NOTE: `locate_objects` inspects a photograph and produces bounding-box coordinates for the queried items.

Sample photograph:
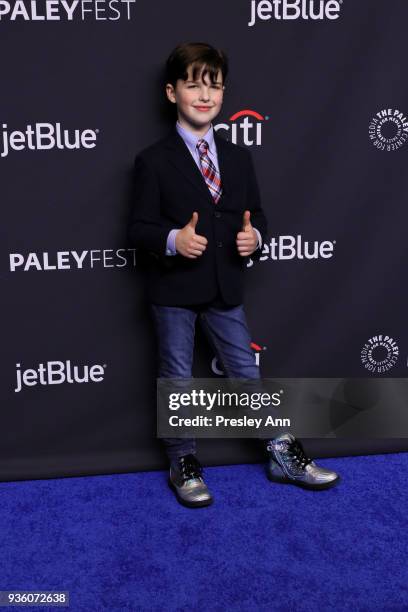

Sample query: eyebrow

[186,80,222,84]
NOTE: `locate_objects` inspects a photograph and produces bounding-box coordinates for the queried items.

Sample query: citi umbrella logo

[215,109,268,146]
[211,341,266,375]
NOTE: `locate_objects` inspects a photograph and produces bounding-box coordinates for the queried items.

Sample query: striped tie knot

[197,139,209,156]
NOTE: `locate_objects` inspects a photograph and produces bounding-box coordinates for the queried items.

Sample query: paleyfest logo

[369,108,408,152]
[9,249,137,271]
[0,0,136,21]
[360,334,399,374]
[215,109,267,146]
[248,0,343,26]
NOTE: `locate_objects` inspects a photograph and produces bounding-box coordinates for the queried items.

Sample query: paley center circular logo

[369,108,408,151]
[360,334,399,373]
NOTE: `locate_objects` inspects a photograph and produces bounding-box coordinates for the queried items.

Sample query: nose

[199,87,210,101]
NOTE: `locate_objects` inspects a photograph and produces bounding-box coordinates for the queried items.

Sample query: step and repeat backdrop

[1,0,408,480]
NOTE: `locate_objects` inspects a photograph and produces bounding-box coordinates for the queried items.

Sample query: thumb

[242,210,251,231]
[188,211,198,231]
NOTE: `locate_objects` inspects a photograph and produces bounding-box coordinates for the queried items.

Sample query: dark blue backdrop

[1,0,407,480]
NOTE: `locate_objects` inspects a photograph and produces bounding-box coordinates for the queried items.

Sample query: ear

[165,83,176,103]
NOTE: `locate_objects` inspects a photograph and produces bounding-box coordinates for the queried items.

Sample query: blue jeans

[150,302,263,460]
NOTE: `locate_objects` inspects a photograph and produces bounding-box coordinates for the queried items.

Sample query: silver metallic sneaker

[266,433,340,490]
[168,454,213,508]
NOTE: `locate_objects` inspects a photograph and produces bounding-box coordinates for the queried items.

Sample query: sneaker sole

[267,472,340,490]
[168,477,214,508]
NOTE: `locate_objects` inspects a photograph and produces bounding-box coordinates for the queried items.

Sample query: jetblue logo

[14,360,107,393]
[248,235,336,266]
[249,0,343,26]
[1,123,98,157]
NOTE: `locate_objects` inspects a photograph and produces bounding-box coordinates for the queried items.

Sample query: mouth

[194,106,213,112]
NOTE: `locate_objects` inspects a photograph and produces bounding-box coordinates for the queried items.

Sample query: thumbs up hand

[236,210,258,257]
[175,211,208,259]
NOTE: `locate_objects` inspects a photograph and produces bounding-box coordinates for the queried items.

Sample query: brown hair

[165,42,229,88]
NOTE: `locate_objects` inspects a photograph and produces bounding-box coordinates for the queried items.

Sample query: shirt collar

[176,120,215,154]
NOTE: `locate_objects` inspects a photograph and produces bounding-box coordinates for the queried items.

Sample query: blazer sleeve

[245,148,268,246]
[128,154,175,258]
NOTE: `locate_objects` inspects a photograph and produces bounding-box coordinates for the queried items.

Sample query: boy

[129,42,339,507]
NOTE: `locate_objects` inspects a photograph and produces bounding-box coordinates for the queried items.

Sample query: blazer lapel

[164,125,232,205]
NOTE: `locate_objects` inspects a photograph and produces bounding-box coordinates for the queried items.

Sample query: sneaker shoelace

[286,439,312,469]
[179,455,203,481]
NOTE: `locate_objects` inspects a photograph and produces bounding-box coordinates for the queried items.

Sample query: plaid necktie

[196,139,222,204]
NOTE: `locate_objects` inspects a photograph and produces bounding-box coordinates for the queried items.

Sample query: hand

[236,210,258,257]
[175,212,208,259]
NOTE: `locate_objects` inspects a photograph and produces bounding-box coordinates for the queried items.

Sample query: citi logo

[211,341,266,375]
[15,360,106,393]
[1,123,99,158]
[215,110,267,146]
[249,0,343,25]
[0,1,136,21]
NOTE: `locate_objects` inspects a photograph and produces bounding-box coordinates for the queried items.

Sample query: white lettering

[9,249,137,271]
[0,122,98,157]
[265,235,335,261]
[0,0,135,21]
[14,359,106,392]
[249,0,341,26]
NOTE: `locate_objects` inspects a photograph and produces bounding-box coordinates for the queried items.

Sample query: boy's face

[166,64,225,132]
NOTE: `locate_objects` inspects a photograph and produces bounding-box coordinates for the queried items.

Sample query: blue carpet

[0,454,407,611]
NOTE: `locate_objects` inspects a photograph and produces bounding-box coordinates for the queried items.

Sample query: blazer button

[217,241,223,248]
[214,211,221,218]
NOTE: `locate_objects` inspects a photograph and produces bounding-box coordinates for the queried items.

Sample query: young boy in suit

[129,42,339,507]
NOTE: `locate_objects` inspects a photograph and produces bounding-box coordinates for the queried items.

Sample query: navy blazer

[128,124,268,306]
